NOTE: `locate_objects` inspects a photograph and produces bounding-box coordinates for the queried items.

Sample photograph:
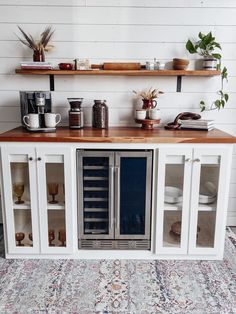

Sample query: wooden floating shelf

[15,68,220,76]
[15,68,221,92]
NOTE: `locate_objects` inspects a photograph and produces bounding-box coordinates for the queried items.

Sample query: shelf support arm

[176,76,182,92]
[49,74,55,91]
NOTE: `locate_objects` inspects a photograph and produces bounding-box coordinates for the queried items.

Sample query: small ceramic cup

[44,113,61,128]
[23,113,39,129]
[149,108,160,120]
[135,109,147,120]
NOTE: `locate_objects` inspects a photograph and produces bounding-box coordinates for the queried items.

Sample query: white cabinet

[155,146,232,258]
[1,146,75,256]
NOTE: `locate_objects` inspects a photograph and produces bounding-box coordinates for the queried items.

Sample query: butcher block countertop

[0,127,235,144]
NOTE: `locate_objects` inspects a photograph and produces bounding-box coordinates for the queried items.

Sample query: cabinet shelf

[15,68,220,92]
[84,187,108,191]
[84,218,108,222]
[84,208,108,212]
[83,176,108,181]
[47,203,65,210]
[13,201,31,210]
[164,202,216,211]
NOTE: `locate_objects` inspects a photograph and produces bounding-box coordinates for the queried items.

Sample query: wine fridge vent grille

[78,240,150,250]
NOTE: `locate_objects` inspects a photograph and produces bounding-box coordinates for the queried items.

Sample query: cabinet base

[78,239,151,250]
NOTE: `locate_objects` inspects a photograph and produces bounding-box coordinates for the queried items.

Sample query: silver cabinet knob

[193,158,201,162]
[185,158,191,162]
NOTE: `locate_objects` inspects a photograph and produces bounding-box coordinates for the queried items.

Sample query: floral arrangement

[133,87,164,100]
[16,25,54,60]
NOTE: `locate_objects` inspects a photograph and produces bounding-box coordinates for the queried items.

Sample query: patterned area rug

[0,229,236,314]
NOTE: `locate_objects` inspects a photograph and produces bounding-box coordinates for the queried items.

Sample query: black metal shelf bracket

[176,76,182,92]
[48,73,183,93]
[49,74,55,91]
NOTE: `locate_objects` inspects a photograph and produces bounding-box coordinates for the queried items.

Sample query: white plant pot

[202,57,218,70]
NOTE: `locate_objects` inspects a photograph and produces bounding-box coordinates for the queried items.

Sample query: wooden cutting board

[103,62,141,70]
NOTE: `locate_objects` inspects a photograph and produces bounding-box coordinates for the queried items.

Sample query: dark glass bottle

[92,100,108,129]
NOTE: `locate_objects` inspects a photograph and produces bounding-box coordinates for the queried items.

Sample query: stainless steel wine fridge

[77,150,153,250]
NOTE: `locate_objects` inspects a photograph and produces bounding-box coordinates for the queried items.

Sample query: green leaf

[224,94,229,102]
[221,100,225,108]
[200,100,206,112]
[198,32,205,39]
[186,40,197,54]
[203,32,213,46]
[214,99,221,109]
[214,42,222,50]
[212,53,221,60]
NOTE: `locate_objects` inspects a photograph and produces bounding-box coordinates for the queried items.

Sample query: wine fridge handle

[109,166,114,231]
[115,166,120,231]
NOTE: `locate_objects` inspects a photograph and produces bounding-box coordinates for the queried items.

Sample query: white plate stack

[164,182,217,205]
[180,119,214,131]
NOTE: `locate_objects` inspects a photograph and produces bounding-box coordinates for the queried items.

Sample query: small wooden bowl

[173,58,189,70]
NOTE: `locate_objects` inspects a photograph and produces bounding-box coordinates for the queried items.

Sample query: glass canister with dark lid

[92,99,108,129]
[67,98,84,129]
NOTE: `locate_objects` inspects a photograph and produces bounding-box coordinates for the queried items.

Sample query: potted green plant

[186,32,221,70]
[186,32,228,111]
[16,25,54,62]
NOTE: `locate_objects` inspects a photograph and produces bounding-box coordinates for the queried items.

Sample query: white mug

[44,113,61,128]
[149,108,160,120]
[135,109,147,120]
[23,113,39,129]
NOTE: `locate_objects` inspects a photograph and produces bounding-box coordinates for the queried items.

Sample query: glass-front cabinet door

[77,151,114,240]
[188,148,230,255]
[36,147,74,254]
[155,148,192,254]
[114,151,152,240]
[1,147,40,254]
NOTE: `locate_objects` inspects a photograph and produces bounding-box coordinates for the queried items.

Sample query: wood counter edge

[0,127,235,144]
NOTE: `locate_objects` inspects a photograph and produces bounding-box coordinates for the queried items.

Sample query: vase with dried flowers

[133,87,164,109]
[16,25,54,62]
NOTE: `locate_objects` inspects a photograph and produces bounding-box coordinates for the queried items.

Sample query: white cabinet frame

[1,147,40,254]
[37,147,75,254]
[188,147,232,256]
[155,148,193,254]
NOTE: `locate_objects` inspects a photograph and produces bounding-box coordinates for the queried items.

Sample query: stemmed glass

[13,182,24,204]
[58,229,66,247]
[48,229,55,246]
[48,183,59,204]
[15,232,25,246]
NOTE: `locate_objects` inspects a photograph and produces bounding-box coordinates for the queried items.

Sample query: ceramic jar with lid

[92,100,108,129]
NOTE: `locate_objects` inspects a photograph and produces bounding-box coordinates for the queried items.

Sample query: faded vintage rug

[0,228,235,314]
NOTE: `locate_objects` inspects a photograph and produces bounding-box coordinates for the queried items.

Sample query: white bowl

[165,186,183,204]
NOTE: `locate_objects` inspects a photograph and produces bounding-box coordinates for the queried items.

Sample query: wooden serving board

[103,62,141,70]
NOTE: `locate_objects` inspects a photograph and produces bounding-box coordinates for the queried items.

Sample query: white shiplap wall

[0,0,236,224]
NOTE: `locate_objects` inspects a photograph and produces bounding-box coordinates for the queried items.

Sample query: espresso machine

[20,91,52,128]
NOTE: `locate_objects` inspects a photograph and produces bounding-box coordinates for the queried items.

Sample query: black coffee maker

[20,91,52,128]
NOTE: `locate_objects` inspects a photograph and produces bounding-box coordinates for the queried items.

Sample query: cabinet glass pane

[196,162,220,248]
[46,163,66,247]
[10,162,33,247]
[82,157,109,235]
[119,157,147,235]
[163,162,184,248]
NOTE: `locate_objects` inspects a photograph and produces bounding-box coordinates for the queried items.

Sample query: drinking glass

[15,232,25,246]
[58,229,66,247]
[48,183,59,204]
[13,182,24,204]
